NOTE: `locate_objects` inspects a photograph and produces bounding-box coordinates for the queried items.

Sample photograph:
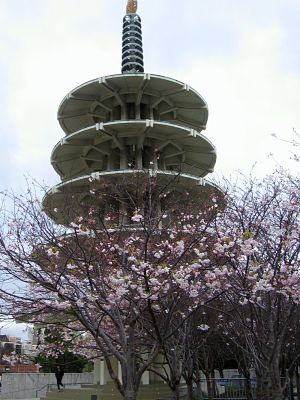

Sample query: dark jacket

[55,367,64,380]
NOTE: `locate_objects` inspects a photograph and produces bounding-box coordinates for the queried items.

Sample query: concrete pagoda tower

[43,0,217,226]
[41,0,221,387]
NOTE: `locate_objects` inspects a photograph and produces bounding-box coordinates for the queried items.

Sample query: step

[43,389,123,400]
[46,390,97,398]
[81,383,172,393]
[42,395,170,400]
[43,384,176,400]
[44,396,122,400]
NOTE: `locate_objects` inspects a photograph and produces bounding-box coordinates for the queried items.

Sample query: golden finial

[126,0,137,14]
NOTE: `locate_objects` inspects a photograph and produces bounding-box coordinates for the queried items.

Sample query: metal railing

[0,385,46,400]
[0,381,90,399]
[205,377,253,399]
[186,377,297,400]
[35,382,87,398]
[181,378,252,400]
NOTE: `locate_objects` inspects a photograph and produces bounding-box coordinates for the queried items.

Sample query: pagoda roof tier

[43,170,221,225]
[51,120,216,181]
[58,74,208,134]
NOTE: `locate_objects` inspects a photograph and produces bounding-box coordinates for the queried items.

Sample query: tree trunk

[172,384,181,400]
[244,375,254,400]
[256,373,270,400]
[186,380,194,400]
[296,366,300,400]
[121,355,138,400]
[194,361,203,400]
[196,381,203,400]
[217,368,224,379]
[288,369,295,400]
[204,372,213,400]
[237,360,253,400]
[269,356,284,400]
[210,370,217,398]
[124,389,137,400]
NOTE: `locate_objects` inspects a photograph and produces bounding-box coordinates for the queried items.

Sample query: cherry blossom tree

[215,171,300,400]
[0,176,226,400]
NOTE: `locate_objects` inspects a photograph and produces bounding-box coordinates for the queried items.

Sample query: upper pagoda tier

[58,74,208,135]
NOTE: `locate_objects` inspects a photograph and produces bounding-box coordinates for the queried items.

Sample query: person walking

[55,366,64,391]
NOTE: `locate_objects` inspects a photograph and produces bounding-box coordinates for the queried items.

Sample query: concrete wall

[0,372,93,399]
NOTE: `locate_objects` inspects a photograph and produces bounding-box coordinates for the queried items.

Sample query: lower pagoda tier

[43,169,221,225]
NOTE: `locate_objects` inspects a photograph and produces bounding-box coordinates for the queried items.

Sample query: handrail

[0,385,46,397]
[35,383,51,398]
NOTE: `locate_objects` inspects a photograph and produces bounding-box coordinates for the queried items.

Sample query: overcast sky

[0,0,299,336]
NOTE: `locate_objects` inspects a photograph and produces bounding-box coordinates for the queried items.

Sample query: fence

[195,377,253,400]
[194,377,297,400]
[0,372,93,399]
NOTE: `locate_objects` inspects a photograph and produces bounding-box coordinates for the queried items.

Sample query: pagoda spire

[126,0,137,14]
[122,0,144,73]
